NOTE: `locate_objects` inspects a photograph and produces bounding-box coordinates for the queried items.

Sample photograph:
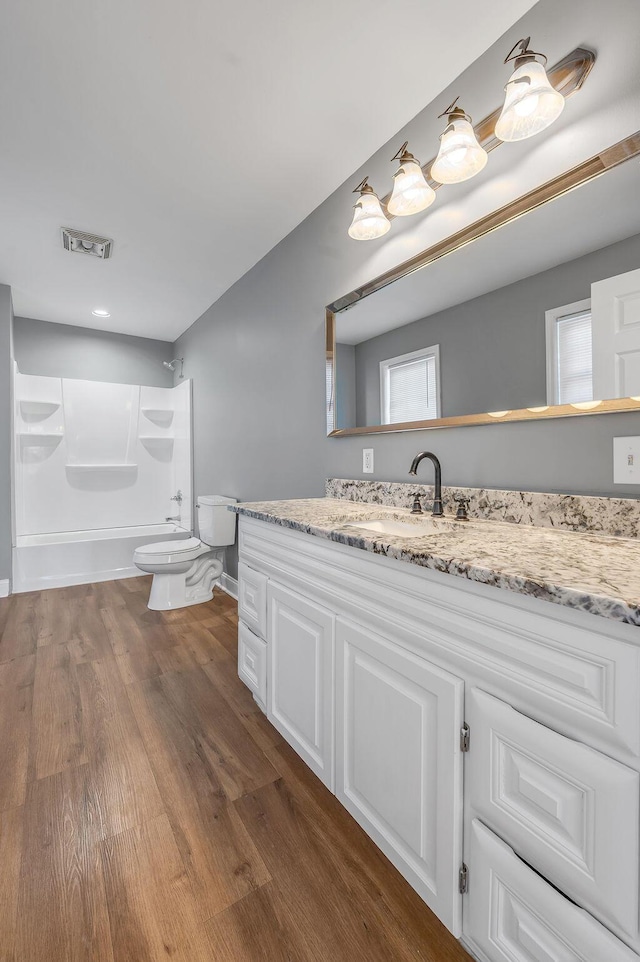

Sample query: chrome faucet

[170,490,183,505]
[408,452,444,517]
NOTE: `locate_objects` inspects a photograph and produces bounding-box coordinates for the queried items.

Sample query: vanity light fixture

[387,142,436,217]
[431,98,488,185]
[348,178,390,241]
[495,38,565,142]
[92,308,111,317]
[345,43,594,239]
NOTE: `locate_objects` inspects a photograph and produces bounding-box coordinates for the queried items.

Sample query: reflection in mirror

[329,146,640,434]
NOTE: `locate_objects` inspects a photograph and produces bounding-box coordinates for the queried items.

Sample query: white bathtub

[12,523,191,593]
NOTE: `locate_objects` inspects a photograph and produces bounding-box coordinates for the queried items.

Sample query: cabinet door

[467,688,640,942]
[336,618,464,936]
[465,819,638,962]
[268,583,334,790]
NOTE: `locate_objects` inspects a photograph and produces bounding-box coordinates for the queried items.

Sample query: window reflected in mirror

[380,346,440,425]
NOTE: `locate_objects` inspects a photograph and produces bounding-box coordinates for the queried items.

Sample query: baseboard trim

[459,935,487,962]
[0,579,9,598]
[219,572,238,600]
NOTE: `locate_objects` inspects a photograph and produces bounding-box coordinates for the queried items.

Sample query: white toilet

[133,494,237,610]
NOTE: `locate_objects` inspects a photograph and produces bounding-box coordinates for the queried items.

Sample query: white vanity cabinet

[235,514,640,962]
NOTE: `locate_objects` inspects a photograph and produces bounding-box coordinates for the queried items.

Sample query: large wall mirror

[326,132,640,436]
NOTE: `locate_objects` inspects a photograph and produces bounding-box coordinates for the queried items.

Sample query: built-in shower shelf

[65,463,138,471]
[141,408,174,425]
[18,432,63,444]
[139,436,175,442]
[19,400,61,418]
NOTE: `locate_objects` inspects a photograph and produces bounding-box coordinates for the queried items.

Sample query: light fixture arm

[436,96,471,124]
[352,176,375,196]
[503,36,548,67]
[391,141,419,165]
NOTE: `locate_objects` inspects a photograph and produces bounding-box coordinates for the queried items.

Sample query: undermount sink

[345,517,461,538]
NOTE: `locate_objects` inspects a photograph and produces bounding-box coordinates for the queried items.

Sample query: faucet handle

[410,494,423,515]
[454,496,470,521]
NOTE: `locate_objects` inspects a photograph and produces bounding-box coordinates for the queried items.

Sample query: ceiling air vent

[61,227,113,259]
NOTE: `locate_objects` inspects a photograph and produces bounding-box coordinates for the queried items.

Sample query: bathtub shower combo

[13,370,193,592]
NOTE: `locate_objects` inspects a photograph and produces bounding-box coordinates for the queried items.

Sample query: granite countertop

[231,498,640,626]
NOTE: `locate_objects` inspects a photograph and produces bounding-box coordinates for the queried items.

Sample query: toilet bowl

[133,495,237,610]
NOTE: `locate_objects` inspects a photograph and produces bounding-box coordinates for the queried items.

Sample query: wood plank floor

[0,576,471,962]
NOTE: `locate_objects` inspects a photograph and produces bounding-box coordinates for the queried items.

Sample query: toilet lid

[136,537,201,556]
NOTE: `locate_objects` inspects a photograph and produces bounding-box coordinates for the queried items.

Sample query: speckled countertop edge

[231,499,640,627]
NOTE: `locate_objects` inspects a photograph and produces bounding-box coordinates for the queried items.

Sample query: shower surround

[12,370,192,590]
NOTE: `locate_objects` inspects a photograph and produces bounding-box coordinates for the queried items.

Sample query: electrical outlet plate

[613,436,640,484]
[363,448,374,473]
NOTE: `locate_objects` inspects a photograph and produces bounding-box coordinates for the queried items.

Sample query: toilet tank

[197,495,237,547]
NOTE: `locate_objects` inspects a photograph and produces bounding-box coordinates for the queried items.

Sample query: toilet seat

[134,537,204,565]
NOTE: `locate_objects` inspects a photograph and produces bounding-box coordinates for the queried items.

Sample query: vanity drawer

[465,819,638,962]
[467,688,640,942]
[238,621,267,709]
[238,561,268,639]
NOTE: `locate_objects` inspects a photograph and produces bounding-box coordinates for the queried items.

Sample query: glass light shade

[387,159,436,216]
[495,60,564,142]
[430,116,488,185]
[348,190,390,241]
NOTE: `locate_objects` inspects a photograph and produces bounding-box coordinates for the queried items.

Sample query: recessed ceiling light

[92,308,111,317]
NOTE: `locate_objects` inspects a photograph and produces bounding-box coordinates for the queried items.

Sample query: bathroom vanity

[232,484,640,962]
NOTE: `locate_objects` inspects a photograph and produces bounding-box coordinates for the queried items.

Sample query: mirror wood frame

[326,130,640,437]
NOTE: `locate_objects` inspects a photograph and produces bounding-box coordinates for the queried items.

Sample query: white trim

[380,345,441,424]
[459,935,488,962]
[219,571,238,599]
[545,297,591,405]
[12,565,144,594]
[0,579,9,598]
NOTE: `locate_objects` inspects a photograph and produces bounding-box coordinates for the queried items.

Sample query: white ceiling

[336,159,640,344]
[0,0,537,342]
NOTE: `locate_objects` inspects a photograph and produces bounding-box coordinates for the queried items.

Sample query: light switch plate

[613,436,640,484]
[363,448,374,473]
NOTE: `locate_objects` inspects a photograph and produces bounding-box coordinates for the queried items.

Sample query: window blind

[383,353,438,424]
[556,310,593,405]
[326,357,335,433]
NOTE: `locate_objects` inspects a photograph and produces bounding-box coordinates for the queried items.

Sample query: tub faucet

[165,515,181,522]
[408,452,444,517]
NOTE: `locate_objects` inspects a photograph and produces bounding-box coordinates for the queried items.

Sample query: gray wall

[171,0,640,580]
[0,285,13,582]
[354,232,640,427]
[13,317,174,387]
